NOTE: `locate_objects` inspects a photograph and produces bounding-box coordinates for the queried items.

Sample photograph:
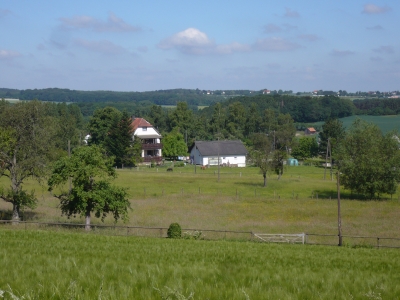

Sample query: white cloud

[158,28,214,55]
[254,37,300,52]
[59,12,141,33]
[362,4,391,14]
[74,39,126,54]
[0,49,21,60]
[330,49,355,57]
[373,46,394,54]
[284,8,300,18]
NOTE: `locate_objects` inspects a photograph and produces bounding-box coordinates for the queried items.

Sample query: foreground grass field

[1,165,400,242]
[1,229,400,299]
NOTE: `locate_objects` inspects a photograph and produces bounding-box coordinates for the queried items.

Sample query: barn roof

[190,140,248,156]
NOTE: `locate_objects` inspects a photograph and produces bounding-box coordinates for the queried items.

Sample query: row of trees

[0,101,130,226]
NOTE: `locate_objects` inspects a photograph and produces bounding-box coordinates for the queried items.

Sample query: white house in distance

[131,117,163,163]
[189,140,248,167]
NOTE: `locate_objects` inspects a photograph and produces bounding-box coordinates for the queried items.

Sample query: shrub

[167,223,182,239]
[174,161,185,167]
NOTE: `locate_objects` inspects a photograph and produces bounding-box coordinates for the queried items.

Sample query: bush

[174,161,185,167]
[167,223,182,239]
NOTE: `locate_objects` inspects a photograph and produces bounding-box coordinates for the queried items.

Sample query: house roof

[306,127,316,132]
[190,140,248,156]
[131,118,153,131]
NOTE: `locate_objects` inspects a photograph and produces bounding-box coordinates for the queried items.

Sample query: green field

[310,115,400,133]
[1,165,400,242]
[1,229,400,299]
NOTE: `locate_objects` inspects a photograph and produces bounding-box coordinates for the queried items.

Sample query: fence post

[377,237,380,249]
[144,188,146,198]
[159,228,163,238]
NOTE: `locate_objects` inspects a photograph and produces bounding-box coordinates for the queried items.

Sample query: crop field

[1,229,400,299]
[310,115,400,133]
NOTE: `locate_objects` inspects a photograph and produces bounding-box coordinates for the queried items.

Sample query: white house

[131,118,163,163]
[189,140,247,167]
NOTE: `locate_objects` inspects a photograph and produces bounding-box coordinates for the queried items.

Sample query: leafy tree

[0,101,55,221]
[87,107,122,147]
[167,102,193,134]
[319,118,346,158]
[291,136,319,160]
[337,119,400,199]
[48,145,130,230]
[250,133,273,187]
[129,135,143,166]
[162,129,188,159]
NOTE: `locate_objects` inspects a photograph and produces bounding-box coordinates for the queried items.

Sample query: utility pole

[217,136,220,182]
[68,140,71,192]
[337,170,342,246]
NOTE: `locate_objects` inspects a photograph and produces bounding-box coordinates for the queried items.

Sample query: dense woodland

[2,87,400,118]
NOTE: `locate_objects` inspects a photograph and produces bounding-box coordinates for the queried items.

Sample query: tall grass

[1,165,400,238]
[1,229,399,299]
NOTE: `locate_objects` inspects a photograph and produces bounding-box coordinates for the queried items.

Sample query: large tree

[291,136,319,160]
[48,145,130,230]
[0,101,55,221]
[162,129,188,160]
[104,111,133,168]
[87,107,122,147]
[337,119,400,199]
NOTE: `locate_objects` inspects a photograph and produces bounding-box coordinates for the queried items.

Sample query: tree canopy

[48,145,130,229]
[337,119,400,199]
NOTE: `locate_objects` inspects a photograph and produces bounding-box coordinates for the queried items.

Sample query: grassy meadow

[1,164,400,243]
[1,229,400,299]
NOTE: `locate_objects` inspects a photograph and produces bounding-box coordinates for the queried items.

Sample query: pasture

[1,229,400,299]
[1,165,400,240]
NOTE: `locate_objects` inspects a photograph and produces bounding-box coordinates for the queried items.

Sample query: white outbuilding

[189,140,247,167]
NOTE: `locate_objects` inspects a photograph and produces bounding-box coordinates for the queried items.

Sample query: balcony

[142,143,163,150]
[143,156,163,163]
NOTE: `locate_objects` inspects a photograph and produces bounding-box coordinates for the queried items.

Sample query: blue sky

[0,1,399,92]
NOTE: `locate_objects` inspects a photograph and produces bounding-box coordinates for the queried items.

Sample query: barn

[189,140,248,167]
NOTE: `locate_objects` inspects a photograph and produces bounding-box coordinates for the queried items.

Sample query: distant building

[189,140,248,167]
[305,127,317,135]
[131,118,163,163]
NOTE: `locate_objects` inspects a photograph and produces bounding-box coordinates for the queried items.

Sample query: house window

[234,157,237,160]
[142,127,147,131]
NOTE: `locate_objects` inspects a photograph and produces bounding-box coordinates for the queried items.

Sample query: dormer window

[142,127,147,131]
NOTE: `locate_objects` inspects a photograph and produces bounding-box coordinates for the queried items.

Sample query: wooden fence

[1,220,400,249]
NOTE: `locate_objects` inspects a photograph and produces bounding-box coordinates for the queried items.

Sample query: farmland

[1,155,400,299]
[1,165,400,239]
[1,229,400,299]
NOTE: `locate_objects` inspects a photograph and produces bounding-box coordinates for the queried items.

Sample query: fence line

[1,220,400,249]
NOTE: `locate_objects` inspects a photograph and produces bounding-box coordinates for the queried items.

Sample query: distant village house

[131,118,163,163]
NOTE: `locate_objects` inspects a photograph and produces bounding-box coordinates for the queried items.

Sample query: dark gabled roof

[190,140,248,156]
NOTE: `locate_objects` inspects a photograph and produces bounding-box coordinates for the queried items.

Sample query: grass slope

[1,229,400,299]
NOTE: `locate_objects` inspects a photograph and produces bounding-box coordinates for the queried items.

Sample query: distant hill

[0,88,261,106]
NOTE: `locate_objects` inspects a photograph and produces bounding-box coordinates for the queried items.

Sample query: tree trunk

[12,203,20,224]
[85,207,91,231]
[263,173,267,187]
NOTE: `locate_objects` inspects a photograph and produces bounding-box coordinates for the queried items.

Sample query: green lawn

[1,229,399,299]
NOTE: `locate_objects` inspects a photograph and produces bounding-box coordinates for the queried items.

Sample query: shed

[287,158,299,166]
[189,140,248,167]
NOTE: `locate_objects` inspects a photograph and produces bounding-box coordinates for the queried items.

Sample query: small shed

[287,158,299,166]
[189,140,248,167]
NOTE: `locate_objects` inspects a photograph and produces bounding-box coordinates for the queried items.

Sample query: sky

[0,1,399,92]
